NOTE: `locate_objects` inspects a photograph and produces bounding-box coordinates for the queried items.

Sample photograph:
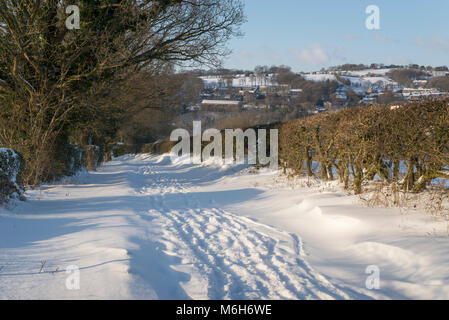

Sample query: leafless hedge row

[279,99,449,194]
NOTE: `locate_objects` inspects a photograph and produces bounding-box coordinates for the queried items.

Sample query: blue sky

[224,0,449,72]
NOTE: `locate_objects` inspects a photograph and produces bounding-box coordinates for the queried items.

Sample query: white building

[402,88,442,100]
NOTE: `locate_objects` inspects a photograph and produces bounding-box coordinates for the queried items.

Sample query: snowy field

[1,154,449,300]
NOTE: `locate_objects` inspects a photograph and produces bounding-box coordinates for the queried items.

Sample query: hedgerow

[279,99,449,194]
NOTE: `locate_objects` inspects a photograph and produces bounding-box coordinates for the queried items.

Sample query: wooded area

[0,0,245,191]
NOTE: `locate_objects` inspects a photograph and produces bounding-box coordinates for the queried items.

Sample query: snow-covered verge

[1,154,449,299]
[0,148,23,204]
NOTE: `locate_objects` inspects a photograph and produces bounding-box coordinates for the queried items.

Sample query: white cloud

[344,34,359,41]
[238,49,252,58]
[373,34,388,42]
[293,43,330,66]
[415,36,449,53]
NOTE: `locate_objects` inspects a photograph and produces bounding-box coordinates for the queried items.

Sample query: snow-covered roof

[201,100,241,105]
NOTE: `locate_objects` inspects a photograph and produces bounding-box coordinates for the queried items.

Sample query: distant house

[239,86,260,95]
[432,70,449,77]
[413,79,428,87]
[200,99,242,112]
[288,89,303,97]
[242,104,269,110]
[315,106,327,113]
[335,87,348,100]
[361,96,376,104]
[402,88,443,101]
[201,100,242,106]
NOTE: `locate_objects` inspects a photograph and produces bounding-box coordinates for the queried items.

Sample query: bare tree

[0,0,245,185]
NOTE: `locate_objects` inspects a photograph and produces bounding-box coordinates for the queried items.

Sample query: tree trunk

[327,164,334,180]
[305,147,313,177]
[353,165,363,194]
[393,160,400,181]
[344,165,350,189]
[403,158,415,191]
[321,163,328,181]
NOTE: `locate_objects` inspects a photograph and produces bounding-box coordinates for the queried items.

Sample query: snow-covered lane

[125,155,359,299]
[0,154,356,299]
[2,154,449,299]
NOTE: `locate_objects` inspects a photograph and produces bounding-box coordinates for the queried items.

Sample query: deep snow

[1,154,449,299]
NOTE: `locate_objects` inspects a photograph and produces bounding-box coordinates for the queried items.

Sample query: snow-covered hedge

[83,145,104,171]
[0,148,23,203]
[66,143,84,176]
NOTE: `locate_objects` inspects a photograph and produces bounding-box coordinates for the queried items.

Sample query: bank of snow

[1,154,449,299]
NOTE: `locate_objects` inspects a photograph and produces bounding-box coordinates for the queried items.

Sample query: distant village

[187,64,449,115]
